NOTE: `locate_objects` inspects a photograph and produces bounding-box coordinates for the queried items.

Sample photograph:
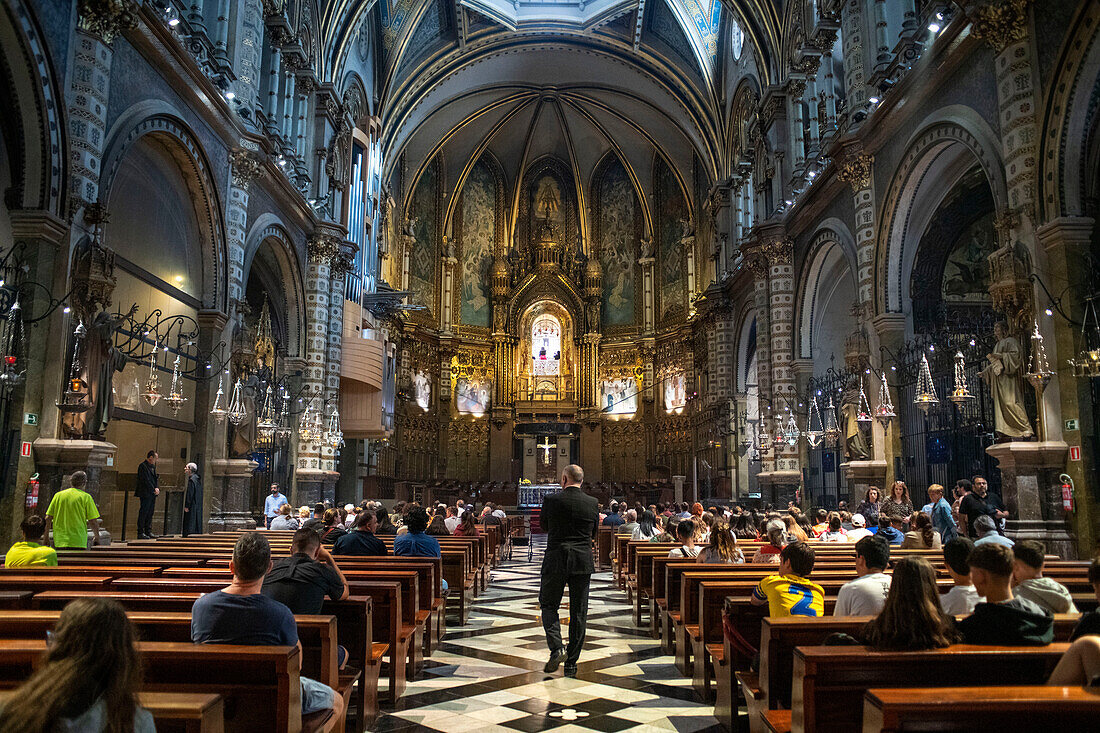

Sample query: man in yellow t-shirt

[5,515,57,567]
[750,541,825,617]
[45,470,102,550]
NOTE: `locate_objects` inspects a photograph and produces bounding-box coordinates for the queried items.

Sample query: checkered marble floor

[373,537,723,732]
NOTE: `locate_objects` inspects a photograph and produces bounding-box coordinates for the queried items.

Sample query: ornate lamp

[209,376,228,423]
[856,377,873,424]
[1025,320,1054,393]
[805,396,824,447]
[0,298,26,394]
[140,346,162,407]
[57,320,90,416]
[325,406,344,450]
[914,353,939,413]
[874,371,896,427]
[823,396,841,444]
[782,413,800,447]
[949,350,975,406]
[757,421,772,455]
[226,379,247,426]
[255,385,277,442]
[275,387,293,441]
[163,353,188,416]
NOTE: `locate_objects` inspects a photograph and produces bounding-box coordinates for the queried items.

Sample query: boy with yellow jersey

[749,541,825,617]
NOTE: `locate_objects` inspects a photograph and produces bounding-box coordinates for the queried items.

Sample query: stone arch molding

[876,113,1007,315]
[796,222,859,360]
[100,108,228,312]
[243,217,307,359]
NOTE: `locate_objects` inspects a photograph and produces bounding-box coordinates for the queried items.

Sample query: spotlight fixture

[869,96,881,105]
[928,21,941,33]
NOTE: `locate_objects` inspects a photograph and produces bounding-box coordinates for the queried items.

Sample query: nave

[376,542,723,733]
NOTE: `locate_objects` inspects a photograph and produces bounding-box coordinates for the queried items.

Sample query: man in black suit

[539,463,598,677]
[135,450,159,539]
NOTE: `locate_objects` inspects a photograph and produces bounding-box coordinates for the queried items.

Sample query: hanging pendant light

[856,377,873,423]
[758,420,772,455]
[119,375,141,411]
[805,396,823,447]
[209,376,228,423]
[275,386,293,441]
[141,345,162,407]
[0,298,26,393]
[325,406,344,450]
[874,370,896,427]
[226,378,247,426]
[949,350,975,406]
[1025,320,1054,393]
[783,412,800,447]
[823,395,841,444]
[57,320,90,415]
[164,353,188,415]
[914,353,939,413]
[256,385,277,442]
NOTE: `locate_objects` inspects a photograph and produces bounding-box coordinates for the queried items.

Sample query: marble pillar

[986,442,1075,558]
[207,458,259,531]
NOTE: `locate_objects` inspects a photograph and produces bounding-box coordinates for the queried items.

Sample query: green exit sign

[23,413,37,426]
[1065,419,1079,431]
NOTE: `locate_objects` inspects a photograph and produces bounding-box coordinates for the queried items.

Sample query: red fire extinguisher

[1059,474,1075,513]
[25,472,39,511]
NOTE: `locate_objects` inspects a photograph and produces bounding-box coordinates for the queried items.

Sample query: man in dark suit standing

[135,450,159,539]
[539,463,598,677]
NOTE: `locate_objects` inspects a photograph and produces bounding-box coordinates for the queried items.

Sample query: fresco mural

[413,370,431,412]
[460,161,495,326]
[409,157,440,314]
[601,377,638,416]
[657,160,687,323]
[942,211,996,302]
[598,161,636,326]
[456,377,491,416]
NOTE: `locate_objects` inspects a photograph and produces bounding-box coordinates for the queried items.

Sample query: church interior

[2,0,1100,730]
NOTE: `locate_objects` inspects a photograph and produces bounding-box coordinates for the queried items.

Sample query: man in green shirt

[45,470,102,550]
[5,515,58,566]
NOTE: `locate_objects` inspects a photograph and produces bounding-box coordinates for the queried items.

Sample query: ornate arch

[0,0,66,215]
[100,109,228,311]
[243,218,307,358]
[875,112,1007,315]
[795,222,858,360]
[504,273,585,336]
[1039,0,1100,221]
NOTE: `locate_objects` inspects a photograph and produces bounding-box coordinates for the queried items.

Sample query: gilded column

[69,0,136,212]
[639,236,656,334]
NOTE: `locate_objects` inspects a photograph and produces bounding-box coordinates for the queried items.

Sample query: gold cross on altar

[538,436,555,465]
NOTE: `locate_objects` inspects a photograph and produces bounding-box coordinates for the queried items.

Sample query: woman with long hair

[783,514,809,543]
[374,506,399,535]
[855,486,882,526]
[818,512,848,542]
[902,511,942,549]
[861,557,960,651]
[751,518,789,563]
[632,510,660,540]
[319,508,347,545]
[453,509,479,537]
[881,480,914,525]
[426,514,450,536]
[0,597,153,733]
[732,512,759,541]
[696,511,716,543]
[698,522,745,564]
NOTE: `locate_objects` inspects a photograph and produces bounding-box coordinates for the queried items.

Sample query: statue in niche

[403,216,418,241]
[980,320,1034,440]
[639,237,654,261]
[67,305,139,438]
[840,375,871,461]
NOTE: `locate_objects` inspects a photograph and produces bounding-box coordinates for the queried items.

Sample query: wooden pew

[0,639,313,732]
[861,685,1100,732]
[0,689,226,733]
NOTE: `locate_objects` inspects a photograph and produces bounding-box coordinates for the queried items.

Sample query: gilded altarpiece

[447,351,493,479]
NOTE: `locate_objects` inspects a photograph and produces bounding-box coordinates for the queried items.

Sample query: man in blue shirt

[191,532,343,722]
[394,506,448,593]
[264,484,288,529]
[602,504,625,528]
[876,515,904,545]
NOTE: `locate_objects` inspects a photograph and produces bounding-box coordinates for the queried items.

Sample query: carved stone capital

[745,254,769,280]
[230,149,265,188]
[970,0,1033,53]
[762,238,793,266]
[77,0,137,44]
[306,234,340,264]
[836,152,874,191]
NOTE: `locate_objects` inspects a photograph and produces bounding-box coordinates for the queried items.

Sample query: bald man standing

[539,463,599,677]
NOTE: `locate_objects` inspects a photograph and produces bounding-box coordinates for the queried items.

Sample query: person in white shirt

[667,520,699,558]
[940,537,984,615]
[845,513,873,542]
[834,536,892,616]
[444,506,460,533]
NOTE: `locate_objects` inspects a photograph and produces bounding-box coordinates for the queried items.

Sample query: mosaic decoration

[408,157,440,315]
[656,159,687,324]
[459,161,495,327]
[598,161,636,326]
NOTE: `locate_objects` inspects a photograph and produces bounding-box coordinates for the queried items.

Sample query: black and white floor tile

[373,537,723,732]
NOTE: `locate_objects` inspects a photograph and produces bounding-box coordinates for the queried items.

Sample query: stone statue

[403,216,418,240]
[639,237,654,261]
[980,321,1034,440]
[70,305,138,438]
[840,376,871,461]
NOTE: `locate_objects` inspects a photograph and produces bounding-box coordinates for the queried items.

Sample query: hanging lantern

[758,420,772,455]
[949,350,975,406]
[325,406,344,450]
[209,376,228,423]
[226,378,247,426]
[275,387,293,441]
[163,354,188,416]
[1025,320,1054,393]
[874,370,896,427]
[57,320,90,415]
[1068,297,1100,378]
[823,395,841,444]
[856,378,873,423]
[914,353,939,413]
[141,346,162,407]
[119,376,141,411]
[256,385,277,441]
[782,413,800,447]
[0,298,26,393]
[805,396,823,447]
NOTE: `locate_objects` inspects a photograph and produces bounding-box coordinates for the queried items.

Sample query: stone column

[837,150,876,313]
[69,1,136,212]
[232,0,264,117]
[321,244,354,498]
[788,81,807,173]
[211,0,231,67]
[227,150,264,306]
[763,238,800,506]
[281,69,296,145]
[806,78,821,155]
[193,309,229,529]
[746,255,773,476]
[265,46,282,135]
[639,237,655,334]
[188,0,205,31]
[822,51,838,134]
[986,443,1074,558]
[872,0,891,71]
[30,440,116,543]
[841,0,869,109]
[440,237,457,335]
[207,459,259,531]
[296,232,337,504]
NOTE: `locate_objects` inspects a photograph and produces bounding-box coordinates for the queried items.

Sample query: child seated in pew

[4,515,57,567]
[698,522,744,564]
[749,542,824,618]
[940,537,984,616]
[957,543,1054,646]
[668,519,700,558]
[191,532,345,725]
[817,512,848,542]
[834,536,892,617]
[750,518,789,564]
[861,557,961,651]
[0,597,155,732]
[1012,540,1078,615]
[1069,556,1100,640]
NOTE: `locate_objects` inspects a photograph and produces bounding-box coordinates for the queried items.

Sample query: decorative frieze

[837,152,874,191]
[971,0,1033,53]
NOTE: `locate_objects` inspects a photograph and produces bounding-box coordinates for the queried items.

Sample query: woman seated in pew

[668,519,700,558]
[631,510,660,541]
[452,509,479,537]
[817,512,848,542]
[426,513,451,537]
[861,557,961,651]
[732,511,759,541]
[269,503,299,531]
[319,509,347,545]
[901,511,942,549]
[783,514,809,543]
[697,522,744,564]
[751,518,789,564]
[374,506,399,536]
[0,597,155,733]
